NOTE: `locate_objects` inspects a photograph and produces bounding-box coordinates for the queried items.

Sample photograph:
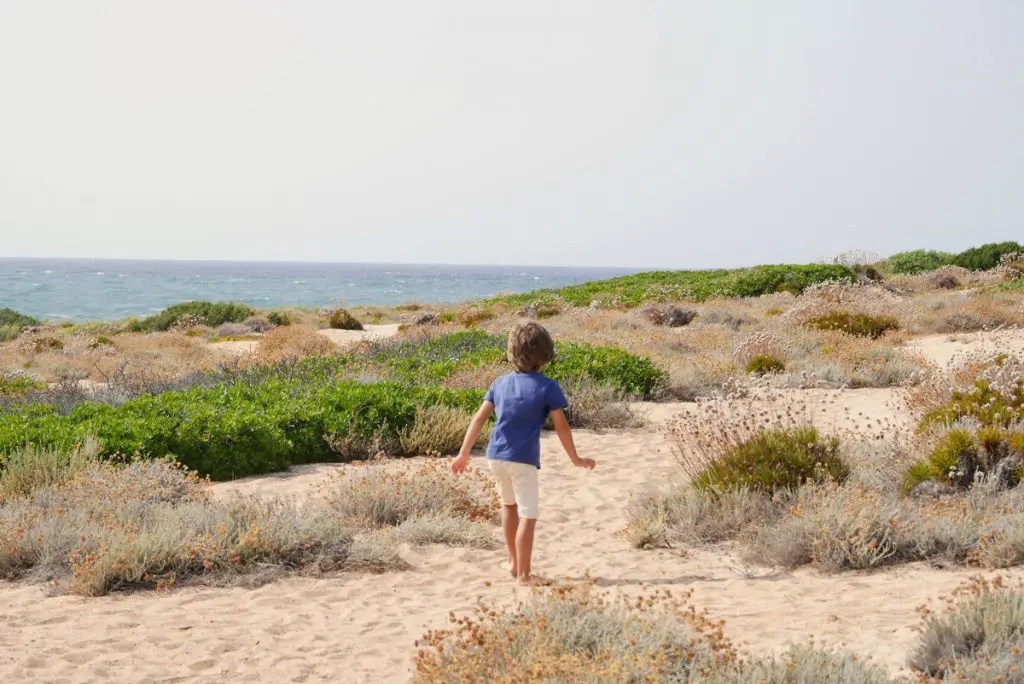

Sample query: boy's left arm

[451,401,494,474]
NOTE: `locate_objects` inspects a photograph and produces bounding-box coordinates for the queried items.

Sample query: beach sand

[4,384,1022,683]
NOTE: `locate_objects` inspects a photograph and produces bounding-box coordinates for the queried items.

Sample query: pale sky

[1,1,1022,268]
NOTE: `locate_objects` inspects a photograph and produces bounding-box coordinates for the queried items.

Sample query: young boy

[451,320,596,585]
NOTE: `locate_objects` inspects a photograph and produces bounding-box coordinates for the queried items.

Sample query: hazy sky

[1,2,1022,268]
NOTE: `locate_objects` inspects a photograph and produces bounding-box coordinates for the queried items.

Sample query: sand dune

[4,391,1023,683]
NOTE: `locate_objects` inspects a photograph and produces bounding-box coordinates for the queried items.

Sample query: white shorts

[488,460,540,519]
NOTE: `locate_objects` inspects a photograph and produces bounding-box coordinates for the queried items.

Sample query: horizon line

[0,255,648,271]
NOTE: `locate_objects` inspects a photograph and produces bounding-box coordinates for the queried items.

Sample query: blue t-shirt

[484,372,568,469]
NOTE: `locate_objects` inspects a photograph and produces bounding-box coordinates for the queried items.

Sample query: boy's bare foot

[504,558,518,579]
[516,574,532,587]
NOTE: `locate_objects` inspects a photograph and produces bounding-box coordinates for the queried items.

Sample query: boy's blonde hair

[507,320,555,373]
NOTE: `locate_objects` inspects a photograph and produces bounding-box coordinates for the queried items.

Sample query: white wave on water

[96,272,104,276]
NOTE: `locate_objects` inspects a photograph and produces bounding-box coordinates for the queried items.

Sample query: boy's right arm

[550,409,596,470]
[451,401,493,474]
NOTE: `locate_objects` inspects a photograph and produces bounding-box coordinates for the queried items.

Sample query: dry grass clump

[415,582,893,684]
[324,459,498,532]
[0,438,98,502]
[256,325,335,363]
[910,576,1024,682]
[415,583,740,683]
[0,458,402,595]
[746,476,1024,572]
[625,485,779,549]
[785,281,914,326]
[399,405,490,455]
[561,378,643,429]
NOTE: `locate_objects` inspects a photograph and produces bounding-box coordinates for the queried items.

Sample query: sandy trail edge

[4,391,1023,683]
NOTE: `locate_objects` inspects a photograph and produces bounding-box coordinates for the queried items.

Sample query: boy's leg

[488,460,519,578]
[508,463,539,585]
[501,505,519,577]
[516,518,537,585]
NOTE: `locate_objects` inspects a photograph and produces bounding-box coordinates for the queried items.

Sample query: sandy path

[4,390,1022,682]
[905,329,1024,369]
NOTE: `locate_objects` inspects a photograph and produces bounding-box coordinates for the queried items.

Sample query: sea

[0,258,639,322]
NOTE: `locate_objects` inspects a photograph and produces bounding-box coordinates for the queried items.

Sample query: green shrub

[885,249,956,274]
[359,331,665,398]
[904,428,1024,493]
[0,374,44,397]
[491,264,855,308]
[267,310,292,326]
[806,311,900,339]
[328,308,363,330]
[88,335,114,349]
[0,308,40,330]
[953,241,1024,271]
[903,430,977,493]
[693,427,848,494]
[0,325,20,342]
[129,301,255,333]
[547,342,664,398]
[745,355,786,376]
[921,368,1024,430]
[0,380,483,481]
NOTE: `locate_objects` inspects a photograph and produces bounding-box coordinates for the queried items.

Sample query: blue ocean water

[0,259,638,322]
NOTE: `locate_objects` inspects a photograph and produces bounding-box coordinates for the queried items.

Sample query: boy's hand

[574,457,596,470]
[451,454,470,475]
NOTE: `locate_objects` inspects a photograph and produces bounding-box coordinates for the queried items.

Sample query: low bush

[921,355,1024,430]
[0,374,44,397]
[745,354,786,376]
[415,582,739,683]
[885,249,956,275]
[328,308,363,330]
[560,378,642,429]
[415,582,894,683]
[953,240,1024,271]
[0,307,40,330]
[399,405,489,455]
[0,458,402,594]
[806,311,900,339]
[358,331,665,398]
[324,460,497,528]
[0,325,20,342]
[396,513,497,549]
[88,335,114,349]
[625,485,779,549]
[910,577,1024,682]
[0,438,98,502]
[642,305,697,327]
[745,481,906,571]
[692,427,848,494]
[129,301,255,333]
[456,307,494,327]
[266,310,292,327]
[0,380,484,480]
[903,428,1024,494]
[256,325,335,362]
